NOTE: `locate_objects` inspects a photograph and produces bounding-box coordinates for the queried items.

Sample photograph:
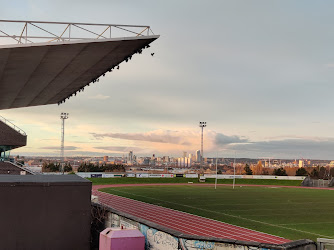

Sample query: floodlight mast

[60,112,69,163]
[199,121,207,166]
[233,154,236,189]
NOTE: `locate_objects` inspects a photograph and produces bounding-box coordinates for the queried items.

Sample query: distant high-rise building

[178,157,184,167]
[129,151,133,163]
[178,157,185,167]
[183,152,187,158]
[191,154,196,162]
[103,156,108,162]
[299,160,304,168]
[196,150,201,162]
[188,157,192,167]
[163,156,170,162]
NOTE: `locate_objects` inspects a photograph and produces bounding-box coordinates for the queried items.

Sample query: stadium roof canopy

[0,20,159,110]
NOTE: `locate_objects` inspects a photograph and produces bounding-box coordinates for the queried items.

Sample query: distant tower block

[103,156,109,162]
[299,160,304,168]
[129,151,133,164]
[196,150,201,162]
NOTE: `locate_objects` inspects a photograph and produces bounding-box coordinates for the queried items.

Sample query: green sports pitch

[100,184,334,241]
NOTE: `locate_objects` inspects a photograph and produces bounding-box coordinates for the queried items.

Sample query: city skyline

[2,1,334,159]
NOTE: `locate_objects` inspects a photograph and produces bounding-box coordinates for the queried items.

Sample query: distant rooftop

[0,174,91,184]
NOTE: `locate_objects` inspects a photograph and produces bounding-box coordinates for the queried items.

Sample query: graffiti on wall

[107,212,139,229]
[180,240,271,250]
[110,213,120,227]
[120,217,139,229]
[180,239,215,250]
[104,211,277,250]
[140,224,178,250]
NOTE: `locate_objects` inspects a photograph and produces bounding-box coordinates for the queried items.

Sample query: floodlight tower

[199,121,207,166]
[60,112,69,161]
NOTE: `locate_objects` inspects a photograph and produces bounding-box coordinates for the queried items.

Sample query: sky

[1,0,334,159]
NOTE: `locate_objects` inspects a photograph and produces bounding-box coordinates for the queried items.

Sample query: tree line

[43,162,72,172]
[77,163,125,172]
[242,164,334,178]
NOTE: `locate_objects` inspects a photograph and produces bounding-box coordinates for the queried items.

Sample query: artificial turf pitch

[100,184,334,241]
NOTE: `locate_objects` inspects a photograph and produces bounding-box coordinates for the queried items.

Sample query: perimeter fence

[302,177,333,187]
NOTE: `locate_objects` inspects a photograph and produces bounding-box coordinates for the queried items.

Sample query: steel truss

[0,20,154,44]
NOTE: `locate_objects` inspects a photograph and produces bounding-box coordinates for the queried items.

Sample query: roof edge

[0,35,160,50]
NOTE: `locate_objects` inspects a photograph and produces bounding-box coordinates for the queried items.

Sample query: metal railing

[0,115,26,136]
[3,161,37,175]
[0,20,155,45]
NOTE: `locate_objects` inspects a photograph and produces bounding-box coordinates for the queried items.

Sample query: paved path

[92,184,294,244]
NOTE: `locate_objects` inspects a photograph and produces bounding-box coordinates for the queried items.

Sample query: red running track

[92,184,291,244]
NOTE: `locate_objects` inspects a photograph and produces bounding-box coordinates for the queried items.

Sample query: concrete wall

[0,175,92,250]
[93,204,316,250]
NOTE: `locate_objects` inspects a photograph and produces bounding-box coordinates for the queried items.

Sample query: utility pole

[199,121,207,166]
[60,113,69,164]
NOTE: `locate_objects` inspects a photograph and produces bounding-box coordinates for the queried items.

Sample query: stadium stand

[0,115,34,175]
[0,162,33,175]
[0,115,26,150]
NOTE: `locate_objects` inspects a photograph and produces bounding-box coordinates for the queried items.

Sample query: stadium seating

[0,116,31,175]
[0,116,26,152]
[0,162,33,175]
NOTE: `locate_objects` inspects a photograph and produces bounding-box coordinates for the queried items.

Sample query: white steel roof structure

[0,20,159,110]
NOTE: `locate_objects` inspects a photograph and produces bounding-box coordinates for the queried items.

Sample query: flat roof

[0,35,159,110]
[0,174,91,185]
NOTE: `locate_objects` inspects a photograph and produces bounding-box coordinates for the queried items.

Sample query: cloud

[88,94,110,100]
[71,141,102,144]
[39,146,79,151]
[91,130,190,145]
[230,137,334,159]
[325,63,334,69]
[16,151,117,157]
[215,133,249,145]
[94,146,142,152]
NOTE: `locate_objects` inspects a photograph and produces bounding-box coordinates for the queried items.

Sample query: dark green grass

[89,177,302,186]
[101,185,334,241]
